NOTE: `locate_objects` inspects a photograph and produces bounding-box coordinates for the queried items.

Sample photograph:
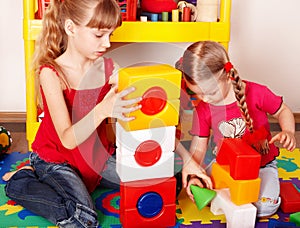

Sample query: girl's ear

[64,19,75,36]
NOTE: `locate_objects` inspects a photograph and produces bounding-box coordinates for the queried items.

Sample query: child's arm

[175,137,212,194]
[269,103,296,151]
[190,135,208,165]
[40,68,141,149]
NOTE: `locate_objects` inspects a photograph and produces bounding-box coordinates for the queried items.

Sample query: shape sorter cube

[116,122,175,182]
[120,177,176,228]
[211,163,261,205]
[210,188,257,228]
[117,64,181,131]
[216,138,261,180]
[280,182,300,213]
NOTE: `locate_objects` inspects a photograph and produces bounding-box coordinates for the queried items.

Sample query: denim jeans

[5,152,99,228]
[99,154,120,189]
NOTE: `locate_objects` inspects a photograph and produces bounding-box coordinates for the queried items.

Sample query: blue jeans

[99,154,120,189]
[5,152,104,227]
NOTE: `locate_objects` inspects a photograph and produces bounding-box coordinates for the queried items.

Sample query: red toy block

[280,182,300,213]
[120,177,176,228]
[36,0,50,19]
[216,138,261,180]
[117,0,137,21]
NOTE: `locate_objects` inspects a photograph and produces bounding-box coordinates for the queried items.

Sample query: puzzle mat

[0,148,299,228]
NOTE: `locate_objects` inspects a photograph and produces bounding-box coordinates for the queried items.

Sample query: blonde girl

[3,0,141,227]
[176,41,296,217]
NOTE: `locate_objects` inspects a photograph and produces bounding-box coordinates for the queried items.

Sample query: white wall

[1,0,300,112]
[229,0,300,112]
[0,0,25,112]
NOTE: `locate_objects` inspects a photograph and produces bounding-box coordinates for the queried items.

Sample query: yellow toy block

[118,64,182,131]
[211,163,261,205]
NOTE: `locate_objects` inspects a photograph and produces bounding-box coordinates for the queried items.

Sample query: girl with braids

[175,41,296,217]
[2,0,142,227]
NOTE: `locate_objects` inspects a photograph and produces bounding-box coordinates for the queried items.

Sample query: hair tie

[224,62,233,73]
[179,57,183,64]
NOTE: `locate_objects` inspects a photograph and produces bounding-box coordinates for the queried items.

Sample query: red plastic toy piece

[280,182,300,213]
[117,0,138,21]
[141,0,177,13]
[140,87,167,116]
[36,0,50,19]
[120,177,176,228]
[134,140,162,167]
[216,138,261,180]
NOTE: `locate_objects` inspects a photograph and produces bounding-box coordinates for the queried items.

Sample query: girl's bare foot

[2,166,34,181]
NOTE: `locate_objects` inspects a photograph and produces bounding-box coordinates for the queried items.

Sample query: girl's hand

[181,157,213,190]
[186,176,205,202]
[181,158,213,203]
[269,131,296,151]
[102,86,142,121]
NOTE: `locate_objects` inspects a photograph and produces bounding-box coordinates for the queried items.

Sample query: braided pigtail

[229,67,254,133]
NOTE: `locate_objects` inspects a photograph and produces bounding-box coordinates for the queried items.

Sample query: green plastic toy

[190,185,216,210]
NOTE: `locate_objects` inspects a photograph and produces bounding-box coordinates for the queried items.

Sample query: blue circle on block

[136,192,163,218]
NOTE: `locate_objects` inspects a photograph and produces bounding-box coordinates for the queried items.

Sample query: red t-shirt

[32,57,115,192]
[190,81,283,167]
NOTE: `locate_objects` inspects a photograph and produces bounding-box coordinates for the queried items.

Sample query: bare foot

[2,166,34,181]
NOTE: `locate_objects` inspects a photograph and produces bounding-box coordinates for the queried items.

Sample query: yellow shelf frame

[23,0,231,149]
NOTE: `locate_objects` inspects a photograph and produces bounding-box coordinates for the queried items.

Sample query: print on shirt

[218,117,246,138]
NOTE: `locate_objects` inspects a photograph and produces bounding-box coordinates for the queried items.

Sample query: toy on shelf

[141,0,177,13]
[190,185,216,210]
[0,126,12,158]
[117,0,138,21]
[36,0,50,19]
[195,0,218,22]
[280,181,300,213]
[36,0,138,21]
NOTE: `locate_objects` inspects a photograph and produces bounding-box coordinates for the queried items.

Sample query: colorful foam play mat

[1,149,300,227]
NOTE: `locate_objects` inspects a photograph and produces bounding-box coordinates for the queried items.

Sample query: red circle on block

[140,87,167,116]
[134,140,162,167]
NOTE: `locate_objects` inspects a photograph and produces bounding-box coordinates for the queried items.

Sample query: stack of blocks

[210,138,262,228]
[116,64,182,227]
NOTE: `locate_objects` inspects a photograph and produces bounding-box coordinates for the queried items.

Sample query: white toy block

[210,188,257,228]
[116,122,176,155]
[116,147,174,182]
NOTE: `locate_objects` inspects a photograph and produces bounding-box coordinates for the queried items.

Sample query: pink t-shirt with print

[190,81,283,167]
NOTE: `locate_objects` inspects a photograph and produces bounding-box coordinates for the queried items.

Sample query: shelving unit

[23,0,231,148]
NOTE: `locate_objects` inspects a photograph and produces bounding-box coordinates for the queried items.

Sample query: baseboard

[0,112,26,123]
[0,111,299,124]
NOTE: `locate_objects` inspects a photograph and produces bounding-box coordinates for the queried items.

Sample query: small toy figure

[0,126,12,158]
[141,0,177,13]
